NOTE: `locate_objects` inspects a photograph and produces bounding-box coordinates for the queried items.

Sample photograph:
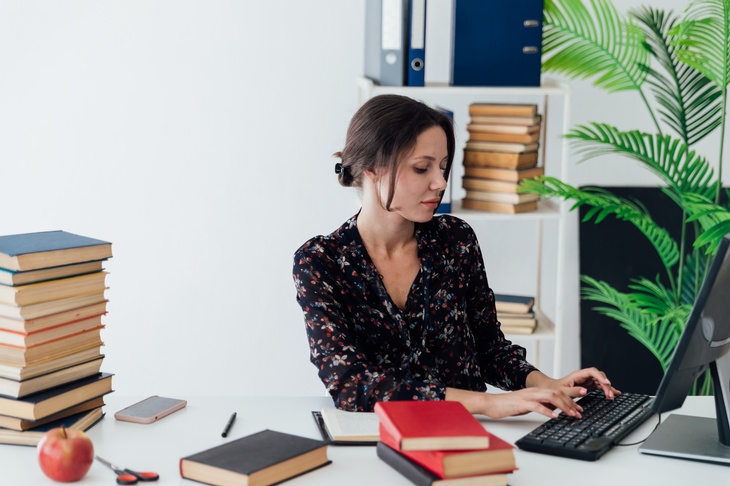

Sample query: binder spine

[407,0,426,87]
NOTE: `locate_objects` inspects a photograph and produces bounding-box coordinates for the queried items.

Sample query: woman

[292,94,617,417]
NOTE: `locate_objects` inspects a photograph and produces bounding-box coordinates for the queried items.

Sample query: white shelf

[356,77,580,377]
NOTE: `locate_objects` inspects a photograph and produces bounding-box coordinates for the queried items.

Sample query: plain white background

[0,0,712,397]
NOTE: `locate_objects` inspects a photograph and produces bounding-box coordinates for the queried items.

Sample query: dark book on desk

[380,426,516,479]
[0,372,112,421]
[377,442,509,486]
[0,231,112,272]
[0,406,104,447]
[374,401,491,451]
[0,260,104,286]
[180,429,331,486]
[0,271,107,307]
[494,294,534,314]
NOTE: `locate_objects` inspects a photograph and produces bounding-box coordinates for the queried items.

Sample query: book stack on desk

[0,231,114,445]
[374,401,516,486]
[461,103,543,214]
[495,293,537,335]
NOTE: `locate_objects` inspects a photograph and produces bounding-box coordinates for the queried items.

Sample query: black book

[0,372,113,421]
[376,442,509,486]
[180,429,331,486]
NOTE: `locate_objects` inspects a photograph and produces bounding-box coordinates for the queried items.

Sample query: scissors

[95,456,159,485]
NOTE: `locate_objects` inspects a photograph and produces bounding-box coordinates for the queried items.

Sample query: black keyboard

[515,390,655,461]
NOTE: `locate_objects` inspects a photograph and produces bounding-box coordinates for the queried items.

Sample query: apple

[37,427,94,482]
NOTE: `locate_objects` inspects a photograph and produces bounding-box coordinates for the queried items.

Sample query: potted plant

[521,0,730,394]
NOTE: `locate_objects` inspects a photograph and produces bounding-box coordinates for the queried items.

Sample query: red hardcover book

[379,426,517,479]
[374,401,491,451]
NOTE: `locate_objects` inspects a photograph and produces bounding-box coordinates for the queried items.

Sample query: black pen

[221,412,237,438]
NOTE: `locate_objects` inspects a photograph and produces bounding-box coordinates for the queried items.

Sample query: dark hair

[333,94,456,210]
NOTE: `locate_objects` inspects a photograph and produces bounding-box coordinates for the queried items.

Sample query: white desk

[0,394,726,485]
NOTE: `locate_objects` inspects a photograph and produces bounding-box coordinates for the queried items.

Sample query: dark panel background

[579,187,686,395]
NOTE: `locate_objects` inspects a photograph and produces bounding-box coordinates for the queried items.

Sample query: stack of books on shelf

[0,230,114,446]
[461,103,544,214]
[495,293,537,335]
[374,401,516,486]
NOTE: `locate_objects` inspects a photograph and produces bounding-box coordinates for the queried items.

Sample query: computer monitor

[639,234,730,464]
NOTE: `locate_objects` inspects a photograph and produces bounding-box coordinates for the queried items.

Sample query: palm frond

[565,123,717,197]
[682,193,730,251]
[632,6,723,145]
[521,177,680,271]
[670,0,730,89]
[581,275,684,369]
[543,0,650,92]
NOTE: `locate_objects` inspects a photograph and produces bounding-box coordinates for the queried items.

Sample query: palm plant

[521,0,730,394]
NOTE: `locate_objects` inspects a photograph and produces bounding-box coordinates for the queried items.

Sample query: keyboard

[515,390,655,461]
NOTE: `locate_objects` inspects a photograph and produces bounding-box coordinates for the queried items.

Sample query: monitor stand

[639,414,730,465]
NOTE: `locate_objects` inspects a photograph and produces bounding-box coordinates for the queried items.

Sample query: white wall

[0,0,707,397]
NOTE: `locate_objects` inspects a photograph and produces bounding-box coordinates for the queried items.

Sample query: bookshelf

[356,77,579,377]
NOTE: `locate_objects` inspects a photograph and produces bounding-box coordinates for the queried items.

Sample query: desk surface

[0,394,726,485]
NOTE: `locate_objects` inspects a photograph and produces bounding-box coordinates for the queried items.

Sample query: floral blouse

[292,213,537,411]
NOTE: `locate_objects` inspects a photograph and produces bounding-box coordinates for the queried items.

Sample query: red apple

[37,427,94,482]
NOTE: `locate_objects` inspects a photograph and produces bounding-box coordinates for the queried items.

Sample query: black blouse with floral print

[292,213,537,412]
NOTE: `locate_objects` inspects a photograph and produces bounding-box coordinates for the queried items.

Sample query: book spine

[376,442,434,486]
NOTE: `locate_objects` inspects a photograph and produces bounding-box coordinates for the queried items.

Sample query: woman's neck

[356,206,416,257]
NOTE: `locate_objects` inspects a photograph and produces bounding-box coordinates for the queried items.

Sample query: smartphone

[114,396,187,424]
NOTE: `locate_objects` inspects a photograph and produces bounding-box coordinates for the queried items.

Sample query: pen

[221,412,237,438]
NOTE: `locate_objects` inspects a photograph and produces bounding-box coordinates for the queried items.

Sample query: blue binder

[364,0,409,86]
[407,0,426,86]
[451,1,544,87]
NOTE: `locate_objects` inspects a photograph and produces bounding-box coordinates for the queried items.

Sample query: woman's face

[380,125,449,223]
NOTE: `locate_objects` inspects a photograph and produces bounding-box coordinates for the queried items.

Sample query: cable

[615,413,662,447]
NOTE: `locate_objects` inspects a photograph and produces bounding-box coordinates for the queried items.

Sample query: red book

[379,425,517,479]
[374,400,491,451]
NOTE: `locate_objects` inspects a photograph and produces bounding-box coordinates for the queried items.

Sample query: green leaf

[543,0,650,92]
[632,6,723,145]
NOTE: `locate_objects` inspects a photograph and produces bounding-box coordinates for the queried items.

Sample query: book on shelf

[463,190,538,205]
[0,271,107,307]
[466,123,540,135]
[180,429,331,486]
[0,231,112,272]
[377,442,509,486]
[498,313,538,335]
[0,396,104,431]
[464,141,539,154]
[494,294,534,314]
[469,114,542,126]
[0,356,103,399]
[312,407,379,444]
[0,325,104,366]
[462,178,528,194]
[463,150,538,170]
[0,292,107,321]
[467,130,540,144]
[500,324,537,335]
[0,406,104,447]
[0,347,103,381]
[0,372,112,421]
[374,401,491,451]
[468,103,537,117]
[463,166,544,182]
[379,426,516,479]
[0,260,104,286]
[461,199,538,214]
[0,314,104,348]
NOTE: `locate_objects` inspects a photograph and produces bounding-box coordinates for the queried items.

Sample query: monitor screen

[639,234,730,464]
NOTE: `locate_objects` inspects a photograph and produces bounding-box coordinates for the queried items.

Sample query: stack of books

[0,231,114,446]
[461,103,544,214]
[374,401,516,486]
[495,293,537,335]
